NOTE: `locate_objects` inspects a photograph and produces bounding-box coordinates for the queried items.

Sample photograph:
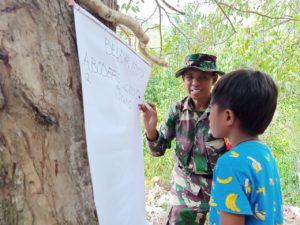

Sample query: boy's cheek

[210,120,224,138]
[209,121,218,138]
[209,110,222,138]
[210,126,220,138]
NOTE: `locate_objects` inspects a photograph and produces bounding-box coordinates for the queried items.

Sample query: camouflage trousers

[164,205,207,225]
[164,168,212,225]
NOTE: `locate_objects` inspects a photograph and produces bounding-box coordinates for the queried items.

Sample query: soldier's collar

[182,96,194,111]
[200,106,211,120]
[183,96,211,116]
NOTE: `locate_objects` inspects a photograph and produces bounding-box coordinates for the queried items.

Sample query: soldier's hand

[138,103,158,141]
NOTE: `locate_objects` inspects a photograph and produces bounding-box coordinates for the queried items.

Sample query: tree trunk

[0,0,116,224]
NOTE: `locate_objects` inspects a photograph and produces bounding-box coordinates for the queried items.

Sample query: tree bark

[0,0,116,224]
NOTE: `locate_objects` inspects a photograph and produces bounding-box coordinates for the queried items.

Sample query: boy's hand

[138,103,158,141]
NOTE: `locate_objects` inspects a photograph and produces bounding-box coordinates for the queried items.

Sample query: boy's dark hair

[211,69,278,136]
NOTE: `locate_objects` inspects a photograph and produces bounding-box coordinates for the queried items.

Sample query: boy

[208,69,283,225]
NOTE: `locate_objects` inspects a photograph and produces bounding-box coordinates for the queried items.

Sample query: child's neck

[228,131,258,147]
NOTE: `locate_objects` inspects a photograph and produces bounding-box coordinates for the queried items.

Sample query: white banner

[74,4,151,225]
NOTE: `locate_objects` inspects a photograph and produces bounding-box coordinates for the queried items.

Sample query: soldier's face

[182,70,216,103]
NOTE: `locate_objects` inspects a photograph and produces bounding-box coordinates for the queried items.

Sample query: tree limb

[159,6,191,51]
[161,0,185,15]
[144,25,159,33]
[152,0,191,51]
[141,6,157,26]
[118,25,131,46]
[213,0,237,33]
[259,20,290,33]
[218,1,299,21]
[154,0,163,55]
[138,42,169,67]
[77,0,168,66]
[127,0,133,9]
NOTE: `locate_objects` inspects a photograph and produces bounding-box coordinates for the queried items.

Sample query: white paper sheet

[74,4,151,225]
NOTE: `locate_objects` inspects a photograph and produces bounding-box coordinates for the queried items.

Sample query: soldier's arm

[147,104,177,156]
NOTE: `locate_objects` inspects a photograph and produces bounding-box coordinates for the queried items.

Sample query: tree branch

[218,1,300,21]
[161,0,185,15]
[144,25,159,33]
[159,6,191,51]
[141,6,158,26]
[77,0,168,66]
[138,42,169,67]
[118,25,131,46]
[154,0,163,55]
[127,0,133,9]
[212,0,237,33]
[259,20,290,33]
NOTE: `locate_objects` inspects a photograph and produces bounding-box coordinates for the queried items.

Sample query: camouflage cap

[175,53,225,77]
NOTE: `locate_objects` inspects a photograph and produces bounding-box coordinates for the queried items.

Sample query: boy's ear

[225,109,235,126]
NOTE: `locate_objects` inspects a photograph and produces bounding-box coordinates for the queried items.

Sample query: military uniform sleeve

[210,160,253,215]
[147,103,177,156]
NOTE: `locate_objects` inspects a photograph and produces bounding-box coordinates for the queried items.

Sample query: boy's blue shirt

[208,140,283,225]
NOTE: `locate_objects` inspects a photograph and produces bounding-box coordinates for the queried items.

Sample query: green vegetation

[120,0,300,206]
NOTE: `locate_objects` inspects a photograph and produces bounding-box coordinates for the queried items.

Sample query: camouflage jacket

[147,96,226,212]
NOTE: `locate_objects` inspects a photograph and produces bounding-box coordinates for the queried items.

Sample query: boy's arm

[220,211,245,225]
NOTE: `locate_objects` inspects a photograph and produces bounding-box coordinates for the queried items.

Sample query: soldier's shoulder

[171,97,188,111]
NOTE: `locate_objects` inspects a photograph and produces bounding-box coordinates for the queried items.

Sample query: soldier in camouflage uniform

[139,53,227,225]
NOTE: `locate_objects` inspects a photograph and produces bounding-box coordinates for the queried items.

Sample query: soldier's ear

[212,73,218,84]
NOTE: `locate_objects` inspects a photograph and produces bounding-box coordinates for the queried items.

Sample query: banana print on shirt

[247,156,262,173]
[217,176,233,184]
[208,141,283,225]
[225,193,241,212]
